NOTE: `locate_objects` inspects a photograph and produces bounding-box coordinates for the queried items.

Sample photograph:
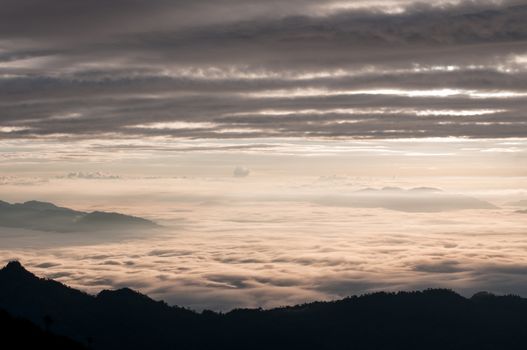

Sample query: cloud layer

[2,201,527,311]
[1,0,527,141]
[1,175,527,311]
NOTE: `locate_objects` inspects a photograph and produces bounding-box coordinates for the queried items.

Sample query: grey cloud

[3,69,527,100]
[0,1,527,141]
[0,0,331,39]
[484,264,527,275]
[313,187,497,212]
[3,105,526,140]
[148,249,194,257]
[233,166,250,178]
[138,4,526,65]
[34,262,61,268]
[89,143,277,153]
[60,172,121,180]
[46,271,75,279]
[253,276,302,287]
[83,277,116,287]
[205,274,254,289]
[413,260,467,273]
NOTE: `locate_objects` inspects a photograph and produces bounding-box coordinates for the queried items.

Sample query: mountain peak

[21,200,61,210]
[1,261,35,279]
[98,287,146,298]
[78,211,157,227]
[5,260,24,270]
[1,199,157,232]
[97,288,155,305]
[471,291,497,300]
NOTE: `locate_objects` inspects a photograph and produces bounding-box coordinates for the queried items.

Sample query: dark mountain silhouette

[2,262,527,349]
[76,211,155,228]
[408,187,443,193]
[0,308,86,349]
[0,200,157,232]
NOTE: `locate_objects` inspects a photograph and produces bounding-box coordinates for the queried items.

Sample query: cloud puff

[233,166,250,178]
[62,171,121,180]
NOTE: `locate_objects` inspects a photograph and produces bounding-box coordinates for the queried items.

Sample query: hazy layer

[1,175,526,310]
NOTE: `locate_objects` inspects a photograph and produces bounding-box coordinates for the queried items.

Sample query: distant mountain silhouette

[2,261,527,349]
[0,200,157,232]
[317,187,496,212]
[508,199,527,207]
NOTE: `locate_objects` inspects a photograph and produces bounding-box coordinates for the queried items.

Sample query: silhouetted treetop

[2,261,527,350]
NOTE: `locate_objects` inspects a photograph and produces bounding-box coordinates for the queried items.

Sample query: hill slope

[0,308,86,349]
[1,261,527,349]
[0,200,157,232]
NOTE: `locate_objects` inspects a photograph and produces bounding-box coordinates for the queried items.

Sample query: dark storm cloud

[1,0,527,140]
[0,0,329,39]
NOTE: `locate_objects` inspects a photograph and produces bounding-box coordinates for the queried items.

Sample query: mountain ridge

[0,308,87,349]
[1,261,527,349]
[0,200,157,232]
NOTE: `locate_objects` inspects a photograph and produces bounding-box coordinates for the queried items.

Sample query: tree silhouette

[43,314,54,331]
[3,262,527,350]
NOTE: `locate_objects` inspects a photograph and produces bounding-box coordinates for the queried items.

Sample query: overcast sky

[1,0,527,141]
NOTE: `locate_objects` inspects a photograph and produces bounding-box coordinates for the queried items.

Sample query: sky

[1,0,527,310]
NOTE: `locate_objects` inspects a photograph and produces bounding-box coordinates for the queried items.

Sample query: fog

[1,175,526,310]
